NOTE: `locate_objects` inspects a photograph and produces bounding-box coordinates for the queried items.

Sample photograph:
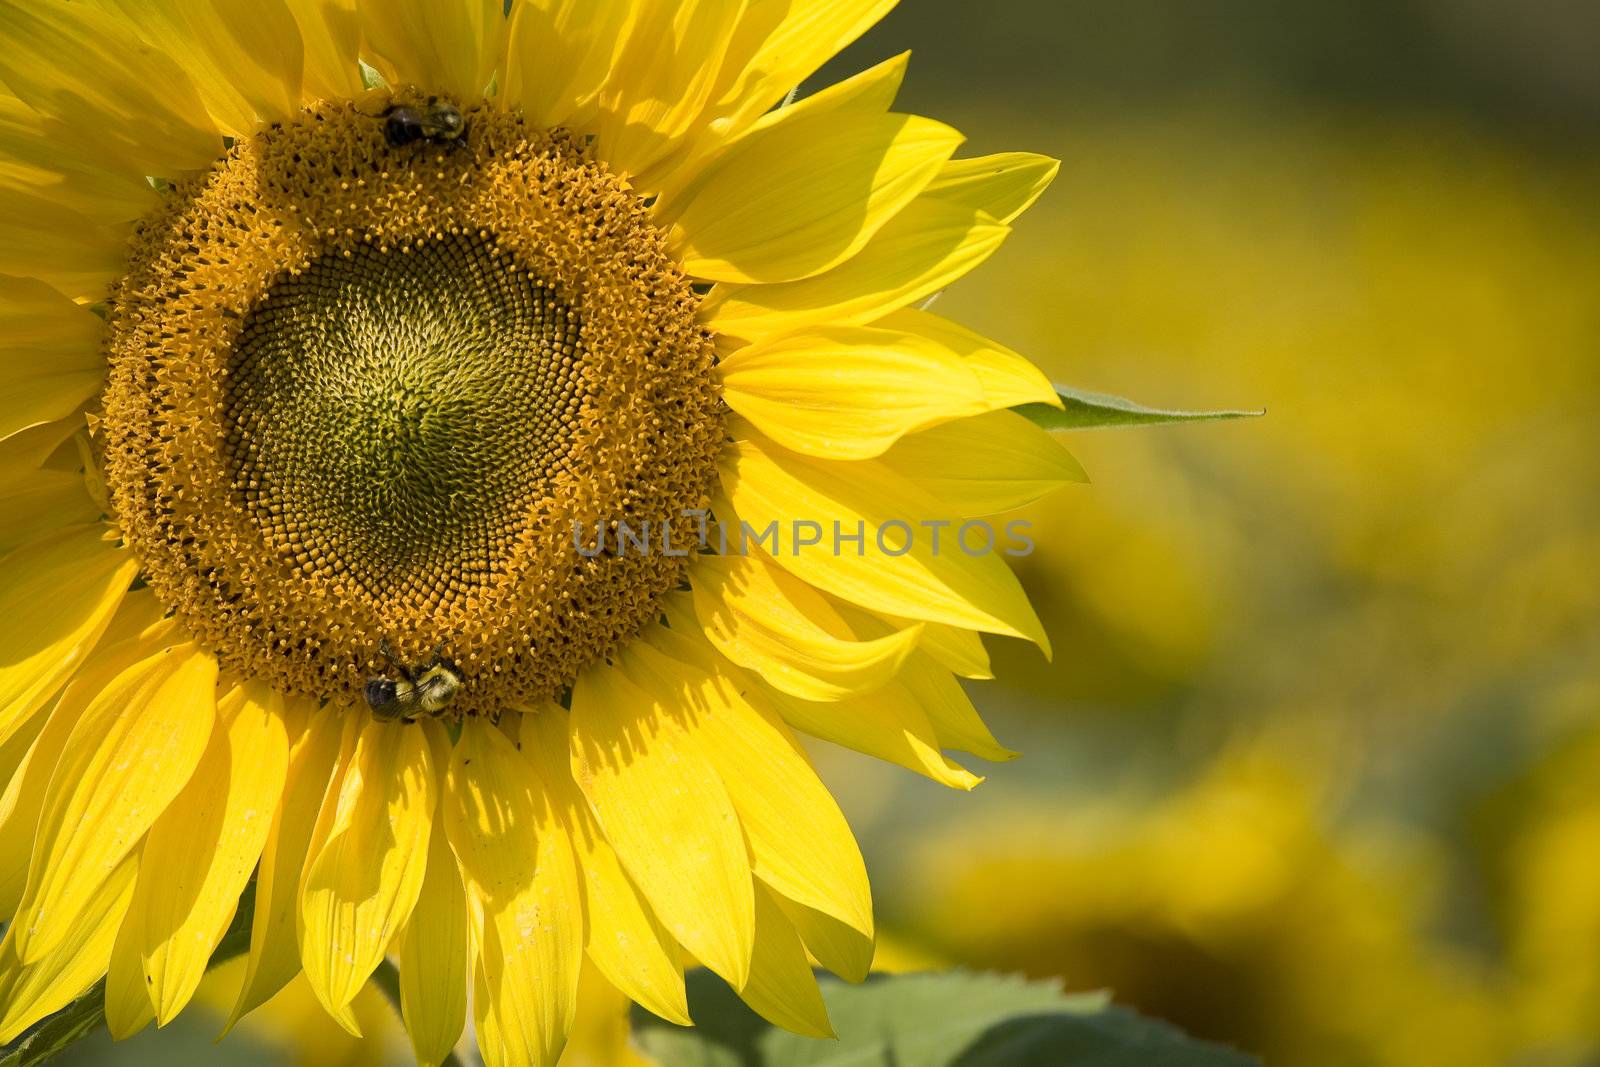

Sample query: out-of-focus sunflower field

[812,3,1600,1066]
[64,2,1598,1064]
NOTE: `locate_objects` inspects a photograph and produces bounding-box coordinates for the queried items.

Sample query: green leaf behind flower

[1016,385,1265,431]
[633,969,1259,1067]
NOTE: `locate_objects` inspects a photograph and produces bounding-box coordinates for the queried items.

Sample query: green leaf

[1016,385,1265,431]
[358,60,388,91]
[0,882,259,1067]
[633,969,1259,1067]
[0,995,105,1067]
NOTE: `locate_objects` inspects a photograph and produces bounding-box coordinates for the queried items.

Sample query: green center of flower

[225,234,584,609]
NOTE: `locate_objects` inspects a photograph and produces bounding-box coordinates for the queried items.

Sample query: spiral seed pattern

[225,235,584,609]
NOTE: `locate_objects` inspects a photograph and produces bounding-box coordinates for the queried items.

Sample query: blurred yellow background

[67,2,1600,1064]
[819,3,1600,1066]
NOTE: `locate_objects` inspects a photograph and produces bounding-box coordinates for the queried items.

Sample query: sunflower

[0,1,1080,1064]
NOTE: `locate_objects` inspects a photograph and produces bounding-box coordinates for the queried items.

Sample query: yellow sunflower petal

[924,152,1061,224]
[0,97,158,223]
[0,716,39,816]
[570,662,756,988]
[591,0,745,182]
[0,525,140,750]
[879,410,1087,517]
[774,895,875,983]
[0,607,173,918]
[694,0,899,150]
[736,885,834,1038]
[357,0,505,101]
[0,470,97,559]
[0,188,127,300]
[665,90,959,284]
[58,583,170,664]
[878,307,1061,409]
[646,8,905,201]
[124,682,290,1025]
[298,717,435,1022]
[748,48,909,129]
[287,0,360,100]
[444,718,583,1067]
[224,704,343,1033]
[718,435,1050,651]
[193,0,307,125]
[0,274,105,441]
[900,653,1016,762]
[279,720,376,1041]
[650,45,910,205]
[734,586,1012,766]
[0,0,221,176]
[519,708,690,1028]
[0,420,79,476]
[625,627,874,938]
[758,666,982,791]
[503,0,633,129]
[718,325,988,459]
[99,0,303,136]
[103,854,156,1040]
[471,960,512,1067]
[397,759,469,1067]
[95,3,250,137]
[656,590,978,789]
[689,551,921,701]
[0,852,136,1043]
[884,615,994,680]
[703,198,1011,345]
[830,607,1015,763]
[564,961,659,1067]
[11,642,218,965]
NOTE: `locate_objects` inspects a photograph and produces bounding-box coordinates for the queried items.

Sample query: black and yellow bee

[383,97,467,149]
[365,641,463,722]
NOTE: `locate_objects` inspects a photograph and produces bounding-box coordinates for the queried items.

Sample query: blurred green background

[88,1,1600,1064]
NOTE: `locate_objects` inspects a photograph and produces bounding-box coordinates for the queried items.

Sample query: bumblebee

[383,97,467,149]
[365,641,463,722]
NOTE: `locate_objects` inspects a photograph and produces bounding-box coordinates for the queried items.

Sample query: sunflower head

[0,2,1075,1065]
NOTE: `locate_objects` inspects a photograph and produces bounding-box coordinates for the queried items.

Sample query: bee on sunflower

[0,1,1089,1064]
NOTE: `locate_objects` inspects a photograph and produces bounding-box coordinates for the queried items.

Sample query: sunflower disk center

[226,235,582,607]
[100,99,723,716]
